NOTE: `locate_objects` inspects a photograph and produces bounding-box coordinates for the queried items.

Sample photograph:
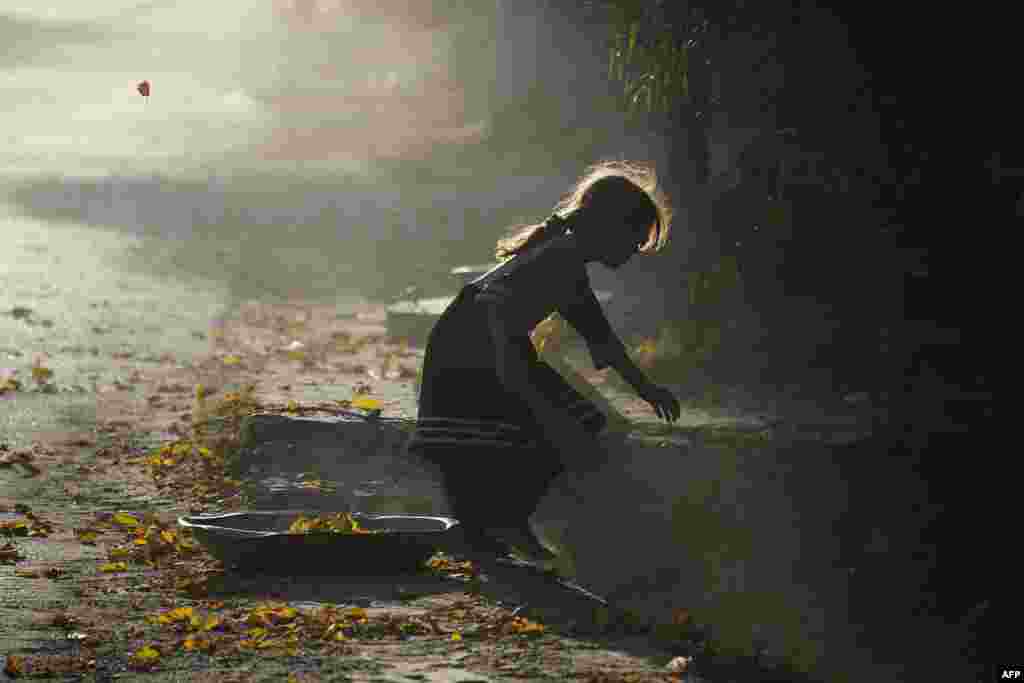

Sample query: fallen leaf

[0,520,29,537]
[351,397,382,411]
[129,645,160,670]
[31,365,54,383]
[99,562,128,573]
[0,542,23,563]
[112,512,140,527]
[182,635,212,651]
[666,655,692,672]
[343,607,368,622]
[510,616,545,635]
[4,654,23,676]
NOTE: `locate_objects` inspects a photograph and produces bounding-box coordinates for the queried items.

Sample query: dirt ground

[2,300,721,682]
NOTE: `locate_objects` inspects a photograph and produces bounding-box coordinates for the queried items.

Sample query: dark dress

[404,231,628,541]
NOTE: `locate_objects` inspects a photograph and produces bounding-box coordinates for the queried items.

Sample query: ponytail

[494,213,572,261]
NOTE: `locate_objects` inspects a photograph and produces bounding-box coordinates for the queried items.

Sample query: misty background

[0,0,962,399]
[2,0,735,358]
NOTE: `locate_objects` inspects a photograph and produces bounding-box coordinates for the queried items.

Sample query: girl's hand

[638,383,681,423]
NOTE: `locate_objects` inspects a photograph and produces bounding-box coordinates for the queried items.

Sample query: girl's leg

[482,450,565,560]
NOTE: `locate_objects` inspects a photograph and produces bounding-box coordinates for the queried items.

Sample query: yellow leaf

[450,631,462,641]
[272,607,298,623]
[197,447,211,458]
[112,512,140,527]
[195,384,206,399]
[4,655,24,676]
[108,546,131,559]
[176,538,198,553]
[99,562,128,573]
[257,637,282,650]
[14,568,41,578]
[286,400,299,413]
[343,607,368,622]
[223,355,242,366]
[75,529,99,544]
[182,636,208,651]
[31,365,54,383]
[351,397,382,411]
[511,617,545,634]
[167,607,194,622]
[132,645,160,662]
[202,614,221,631]
[134,538,148,546]
[160,530,176,545]
[246,611,270,627]
[287,350,306,361]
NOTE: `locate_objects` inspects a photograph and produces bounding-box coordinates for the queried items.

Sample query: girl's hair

[495,159,673,261]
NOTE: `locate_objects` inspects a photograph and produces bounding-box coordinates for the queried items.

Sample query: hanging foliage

[602,1,702,117]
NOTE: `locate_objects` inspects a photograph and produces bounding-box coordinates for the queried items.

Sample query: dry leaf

[112,512,140,527]
[108,547,131,560]
[510,616,545,635]
[31,365,54,384]
[4,655,24,676]
[671,608,690,626]
[351,396,382,411]
[0,542,23,563]
[129,645,160,670]
[666,655,692,672]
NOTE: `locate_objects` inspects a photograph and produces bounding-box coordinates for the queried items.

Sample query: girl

[405,160,681,561]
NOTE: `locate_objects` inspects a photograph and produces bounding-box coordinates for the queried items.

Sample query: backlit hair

[495,159,673,261]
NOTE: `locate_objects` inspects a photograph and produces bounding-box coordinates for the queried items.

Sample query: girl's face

[593,218,647,269]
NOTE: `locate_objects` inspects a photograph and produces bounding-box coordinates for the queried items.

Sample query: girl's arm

[598,340,654,394]
[559,280,680,423]
[557,280,654,393]
[485,303,597,454]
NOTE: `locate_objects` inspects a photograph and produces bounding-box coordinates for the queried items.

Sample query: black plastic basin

[178,510,459,574]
